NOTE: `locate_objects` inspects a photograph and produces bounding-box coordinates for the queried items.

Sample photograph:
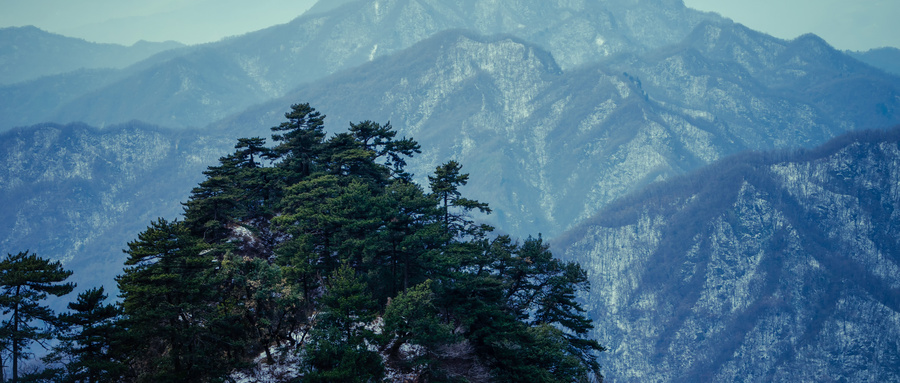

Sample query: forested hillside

[219,28,900,238]
[0,104,604,382]
[557,126,900,381]
[0,122,225,290]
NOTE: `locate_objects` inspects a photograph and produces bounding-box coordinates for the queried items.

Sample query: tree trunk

[12,285,20,383]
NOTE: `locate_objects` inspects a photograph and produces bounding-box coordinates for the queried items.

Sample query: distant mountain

[0,122,225,290]
[555,127,900,382]
[847,47,900,77]
[217,27,900,238]
[0,26,183,85]
[3,0,899,288]
[606,23,900,145]
[0,0,717,131]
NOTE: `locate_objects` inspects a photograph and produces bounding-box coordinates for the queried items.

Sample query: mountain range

[2,0,899,380]
[556,127,900,381]
[0,0,717,131]
[0,26,183,86]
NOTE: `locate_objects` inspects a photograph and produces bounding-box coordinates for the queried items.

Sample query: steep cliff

[556,127,900,381]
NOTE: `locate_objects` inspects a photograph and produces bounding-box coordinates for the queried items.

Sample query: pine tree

[233,137,270,169]
[383,280,454,376]
[348,120,420,179]
[0,251,75,383]
[302,264,383,382]
[268,103,326,179]
[428,161,491,236]
[48,287,124,383]
[115,218,239,382]
[110,101,605,381]
[217,253,304,364]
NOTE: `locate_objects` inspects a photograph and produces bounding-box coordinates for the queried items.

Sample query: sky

[0,0,318,45]
[0,0,897,50]
[683,0,900,51]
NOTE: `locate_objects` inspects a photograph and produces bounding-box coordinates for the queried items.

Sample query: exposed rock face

[555,128,900,382]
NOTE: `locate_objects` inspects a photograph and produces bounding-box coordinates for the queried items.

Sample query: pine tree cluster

[1,103,604,382]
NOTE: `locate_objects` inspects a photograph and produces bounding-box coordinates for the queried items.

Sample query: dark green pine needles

[19,102,605,382]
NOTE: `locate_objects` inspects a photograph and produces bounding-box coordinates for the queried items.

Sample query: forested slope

[557,127,900,382]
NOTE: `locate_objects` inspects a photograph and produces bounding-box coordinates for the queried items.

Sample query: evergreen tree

[446,236,605,382]
[183,153,243,240]
[108,102,605,382]
[233,137,270,169]
[428,161,491,236]
[47,287,124,383]
[383,280,454,377]
[302,264,383,382]
[0,251,75,383]
[268,103,326,179]
[382,180,442,293]
[217,253,304,364]
[348,120,421,179]
[115,218,239,382]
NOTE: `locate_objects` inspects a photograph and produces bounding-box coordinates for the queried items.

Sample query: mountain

[217,26,900,238]
[4,19,900,287]
[555,127,900,381]
[0,122,226,290]
[0,26,183,85]
[0,0,717,131]
[2,1,900,378]
[847,47,900,77]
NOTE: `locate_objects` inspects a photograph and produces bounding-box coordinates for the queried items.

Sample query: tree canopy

[10,102,605,382]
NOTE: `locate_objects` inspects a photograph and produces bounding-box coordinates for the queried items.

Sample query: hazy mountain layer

[847,47,900,77]
[0,26,183,85]
[0,0,715,131]
[555,127,900,382]
[607,22,900,144]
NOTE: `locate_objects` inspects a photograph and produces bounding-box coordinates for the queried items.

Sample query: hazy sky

[683,0,900,51]
[0,0,318,45]
[0,0,897,50]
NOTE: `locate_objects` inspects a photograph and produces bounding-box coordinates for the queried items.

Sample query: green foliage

[302,265,383,382]
[268,103,327,180]
[0,251,75,382]
[115,218,242,382]
[428,160,492,236]
[383,280,454,376]
[84,102,603,381]
[45,286,124,383]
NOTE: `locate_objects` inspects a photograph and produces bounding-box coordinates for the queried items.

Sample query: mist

[684,0,900,51]
[0,0,318,45]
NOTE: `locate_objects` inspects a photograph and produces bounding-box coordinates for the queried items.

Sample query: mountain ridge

[555,126,900,381]
[0,0,717,131]
[212,25,900,237]
[0,26,183,86]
